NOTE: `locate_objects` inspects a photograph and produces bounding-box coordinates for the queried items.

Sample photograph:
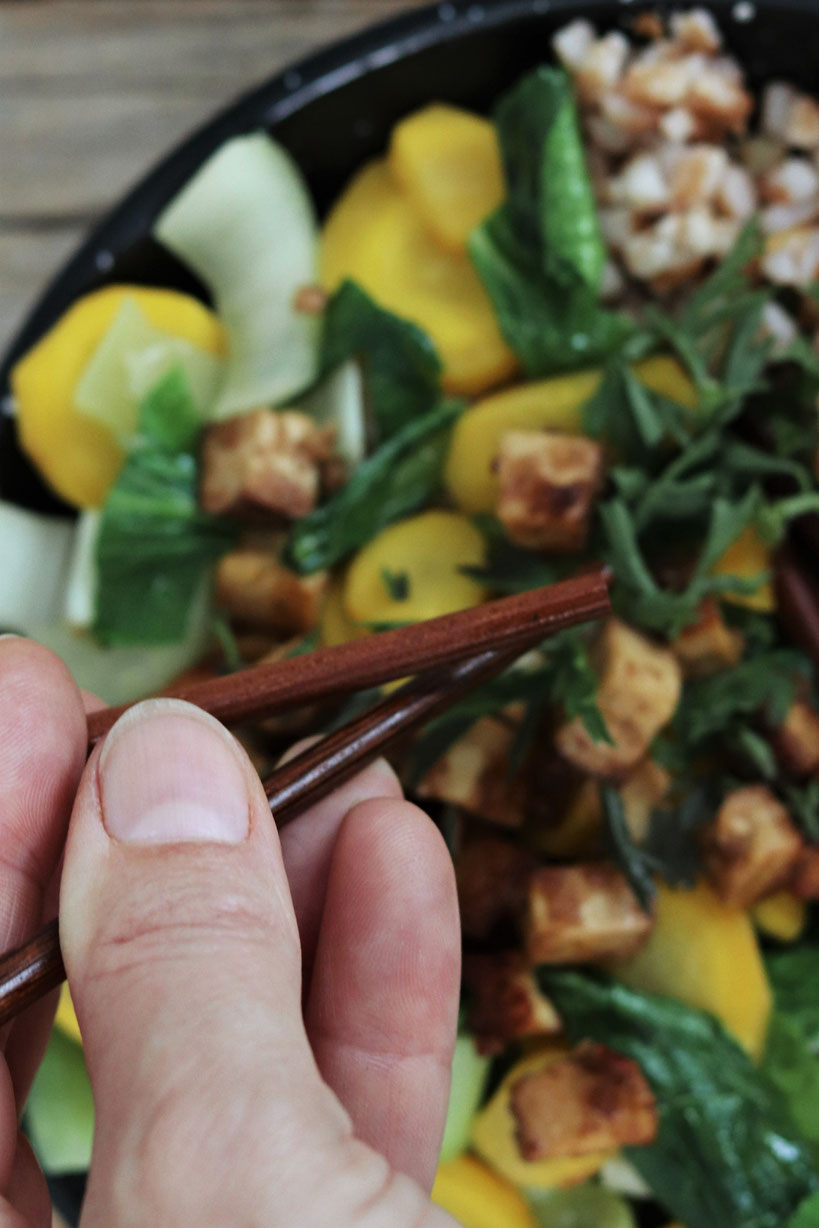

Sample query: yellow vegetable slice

[343,510,488,627]
[11,285,225,508]
[320,578,370,648]
[752,890,807,943]
[471,1048,614,1189]
[432,1154,537,1228]
[445,355,695,514]
[389,104,505,253]
[320,159,517,396]
[710,526,775,612]
[55,984,82,1045]
[608,881,772,1059]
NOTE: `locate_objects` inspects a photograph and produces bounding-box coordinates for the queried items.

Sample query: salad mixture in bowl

[3,4,819,1226]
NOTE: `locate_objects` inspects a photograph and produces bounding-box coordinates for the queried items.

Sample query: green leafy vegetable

[766,944,819,1052]
[463,515,570,594]
[789,1191,819,1228]
[762,1012,819,1159]
[601,785,656,913]
[546,627,610,744]
[25,1031,94,1176]
[675,649,806,748]
[94,368,236,646]
[284,399,463,574]
[469,68,630,376]
[381,568,410,601]
[320,279,442,440]
[542,971,819,1228]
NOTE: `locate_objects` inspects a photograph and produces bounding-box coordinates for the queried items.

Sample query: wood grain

[0,0,430,352]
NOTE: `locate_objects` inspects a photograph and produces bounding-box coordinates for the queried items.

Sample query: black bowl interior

[7,0,819,1220]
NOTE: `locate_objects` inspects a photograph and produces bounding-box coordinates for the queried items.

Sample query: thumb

[59,699,351,1226]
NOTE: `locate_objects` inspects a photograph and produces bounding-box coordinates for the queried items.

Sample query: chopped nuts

[702,785,804,907]
[510,1043,658,1161]
[201,408,336,519]
[495,430,604,553]
[556,619,682,780]
[525,862,655,964]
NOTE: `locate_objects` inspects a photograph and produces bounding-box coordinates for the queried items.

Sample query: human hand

[0,636,460,1227]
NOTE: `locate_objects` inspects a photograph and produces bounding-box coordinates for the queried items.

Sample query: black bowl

[6,0,819,1221]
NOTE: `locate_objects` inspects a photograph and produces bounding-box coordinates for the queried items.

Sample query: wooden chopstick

[87,571,611,745]
[0,572,610,1028]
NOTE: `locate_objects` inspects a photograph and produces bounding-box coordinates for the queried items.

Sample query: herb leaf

[542,971,819,1228]
[601,785,656,913]
[381,568,410,601]
[284,399,463,574]
[470,68,630,377]
[320,279,442,440]
[766,944,819,1052]
[94,368,236,646]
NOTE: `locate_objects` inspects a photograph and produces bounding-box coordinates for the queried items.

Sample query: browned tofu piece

[525,862,654,964]
[555,619,682,780]
[417,715,527,828]
[510,1042,658,1161]
[620,759,672,843]
[495,430,604,552]
[455,836,535,940]
[215,549,327,635]
[702,785,804,907]
[791,845,819,899]
[773,701,819,777]
[463,952,562,1055]
[201,409,336,519]
[672,599,745,678]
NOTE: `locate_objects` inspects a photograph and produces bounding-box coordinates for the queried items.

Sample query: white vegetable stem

[154,132,321,419]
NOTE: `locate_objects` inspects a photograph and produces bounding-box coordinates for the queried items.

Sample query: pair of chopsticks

[0,571,610,1028]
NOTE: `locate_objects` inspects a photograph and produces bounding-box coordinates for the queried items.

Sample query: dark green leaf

[547,628,611,744]
[284,399,463,574]
[641,786,712,887]
[541,971,819,1228]
[762,1012,819,1159]
[94,448,236,645]
[137,365,203,453]
[320,279,442,440]
[494,67,604,290]
[767,944,819,1051]
[676,650,806,747]
[464,516,568,595]
[601,785,656,913]
[789,1192,819,1228]
[381,568,410,601]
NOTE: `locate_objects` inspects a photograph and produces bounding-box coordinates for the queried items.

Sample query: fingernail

[99,699,250,845]
[0,634,20,640]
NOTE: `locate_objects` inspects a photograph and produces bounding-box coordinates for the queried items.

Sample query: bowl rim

[3,0,819,393]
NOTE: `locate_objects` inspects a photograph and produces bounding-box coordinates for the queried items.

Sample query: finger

[0,638,86,949]
[4,1134,50,1228]
[6,683,105,1108]
[305,799,460,1191]
[59,699,352,1224]
[0,639,86,1115]
[278,745,402,987]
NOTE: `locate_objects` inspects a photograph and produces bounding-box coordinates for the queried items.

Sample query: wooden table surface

[2,7,430,1221]
[0,0,430,358]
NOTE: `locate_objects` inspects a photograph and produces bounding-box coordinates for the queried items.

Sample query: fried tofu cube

[495,430,604,552]
[672,599,745,678]
[525,862,655,964]
[416,714,527,828]
[215,549,327,635]
[456,836,535,940]
[510,1042,658,1161]
[201,409,336,519]
[463,952,562,1055]
[620,759,672,843]
[791,845,819,900]
[772,701,819,777]
[702,785,804,907]
[555,619,682,780]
